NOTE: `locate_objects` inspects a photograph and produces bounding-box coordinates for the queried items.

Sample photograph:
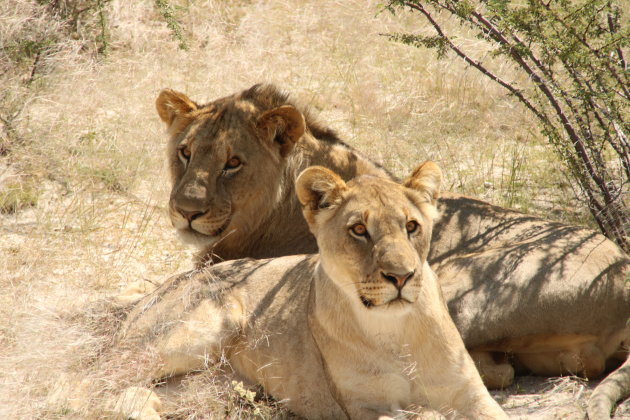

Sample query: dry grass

[0,0,620,418]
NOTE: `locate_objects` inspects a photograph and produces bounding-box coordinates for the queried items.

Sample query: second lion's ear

[156,89,198,130]
[404,161,442,206]
[256,105,305,158]
[296,166,346,228]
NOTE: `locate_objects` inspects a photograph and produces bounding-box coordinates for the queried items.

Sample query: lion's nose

[177,208,205,223]
[381,270,415,290]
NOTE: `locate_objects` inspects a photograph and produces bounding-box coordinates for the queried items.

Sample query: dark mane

[238,83,393,179]
[241,83,345,145]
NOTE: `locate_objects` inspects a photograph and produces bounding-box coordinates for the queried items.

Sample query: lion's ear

[296,166,346,226]
[256,105,305,158]
[404,161,442,205]
[156,89,198,128]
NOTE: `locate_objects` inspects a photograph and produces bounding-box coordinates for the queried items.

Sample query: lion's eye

[178,145,191,162]
[406,220,419,234]
[225,157,242,170]
[350,223,368,237]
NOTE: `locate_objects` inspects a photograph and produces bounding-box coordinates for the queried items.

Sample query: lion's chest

[318,320,425,414]
[329,339,418,414]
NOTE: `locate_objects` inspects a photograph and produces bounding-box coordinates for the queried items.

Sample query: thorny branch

[392,0,630,251]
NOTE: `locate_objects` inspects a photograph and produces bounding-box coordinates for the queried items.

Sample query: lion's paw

[113,386,162,420]
[114,280,157,306]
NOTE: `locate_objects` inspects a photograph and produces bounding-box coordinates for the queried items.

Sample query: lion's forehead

[346,181,416,211]
[185,103,259,151]
[341,193,417,227]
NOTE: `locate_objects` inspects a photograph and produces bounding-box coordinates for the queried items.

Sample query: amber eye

[178,145,191,161]
[406,220,419,234]
[350,223,368,237]
[225,157,242,170]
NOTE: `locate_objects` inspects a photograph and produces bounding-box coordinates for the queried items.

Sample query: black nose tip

[177,208,204,223]
[381,270,415,289]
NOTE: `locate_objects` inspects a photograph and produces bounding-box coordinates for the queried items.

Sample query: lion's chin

[360,296,414,312]
[174,216,233,249]
[175,228,221,248]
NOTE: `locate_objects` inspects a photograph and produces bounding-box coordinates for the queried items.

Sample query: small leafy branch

[36,0,113,55]
[95,0,111,54]
[386,0,629,252]
[154,0,189,51]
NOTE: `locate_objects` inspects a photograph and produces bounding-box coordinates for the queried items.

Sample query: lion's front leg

[152,297,243,378]
[334,371,413,420]
[412,314,508,419]
[112,295,244,419]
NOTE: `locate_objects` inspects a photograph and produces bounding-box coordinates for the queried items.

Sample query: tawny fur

[156,84,630,416]
[116,163,507,419]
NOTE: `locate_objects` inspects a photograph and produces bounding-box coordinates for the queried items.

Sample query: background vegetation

[0,0,626,418]
[387,0,629,252]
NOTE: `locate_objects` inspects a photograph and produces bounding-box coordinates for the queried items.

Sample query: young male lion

[116,162,507,419]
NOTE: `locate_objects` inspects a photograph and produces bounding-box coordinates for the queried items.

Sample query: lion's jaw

[173,225,225,248]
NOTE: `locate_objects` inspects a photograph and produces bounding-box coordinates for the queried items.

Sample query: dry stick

[612,120,630,155]
[26,52,41,86]
[573,74,630,182]
[608,11,627,71]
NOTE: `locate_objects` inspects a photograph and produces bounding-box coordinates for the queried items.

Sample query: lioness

[118,162,507,419]
[156,84,630,415]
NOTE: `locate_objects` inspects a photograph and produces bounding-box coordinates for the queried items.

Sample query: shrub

[386,0,629,251]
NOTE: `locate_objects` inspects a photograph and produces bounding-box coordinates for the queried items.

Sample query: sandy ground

[149,371,630,418]
[495,376,629,419]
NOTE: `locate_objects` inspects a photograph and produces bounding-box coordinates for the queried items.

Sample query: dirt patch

[494,375,630,419]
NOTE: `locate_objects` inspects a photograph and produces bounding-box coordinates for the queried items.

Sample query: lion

[155,84,630,417]
[116,162,508,419]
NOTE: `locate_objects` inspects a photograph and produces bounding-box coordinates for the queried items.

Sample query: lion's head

[156,84,308,253]
[296,161,442,311]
